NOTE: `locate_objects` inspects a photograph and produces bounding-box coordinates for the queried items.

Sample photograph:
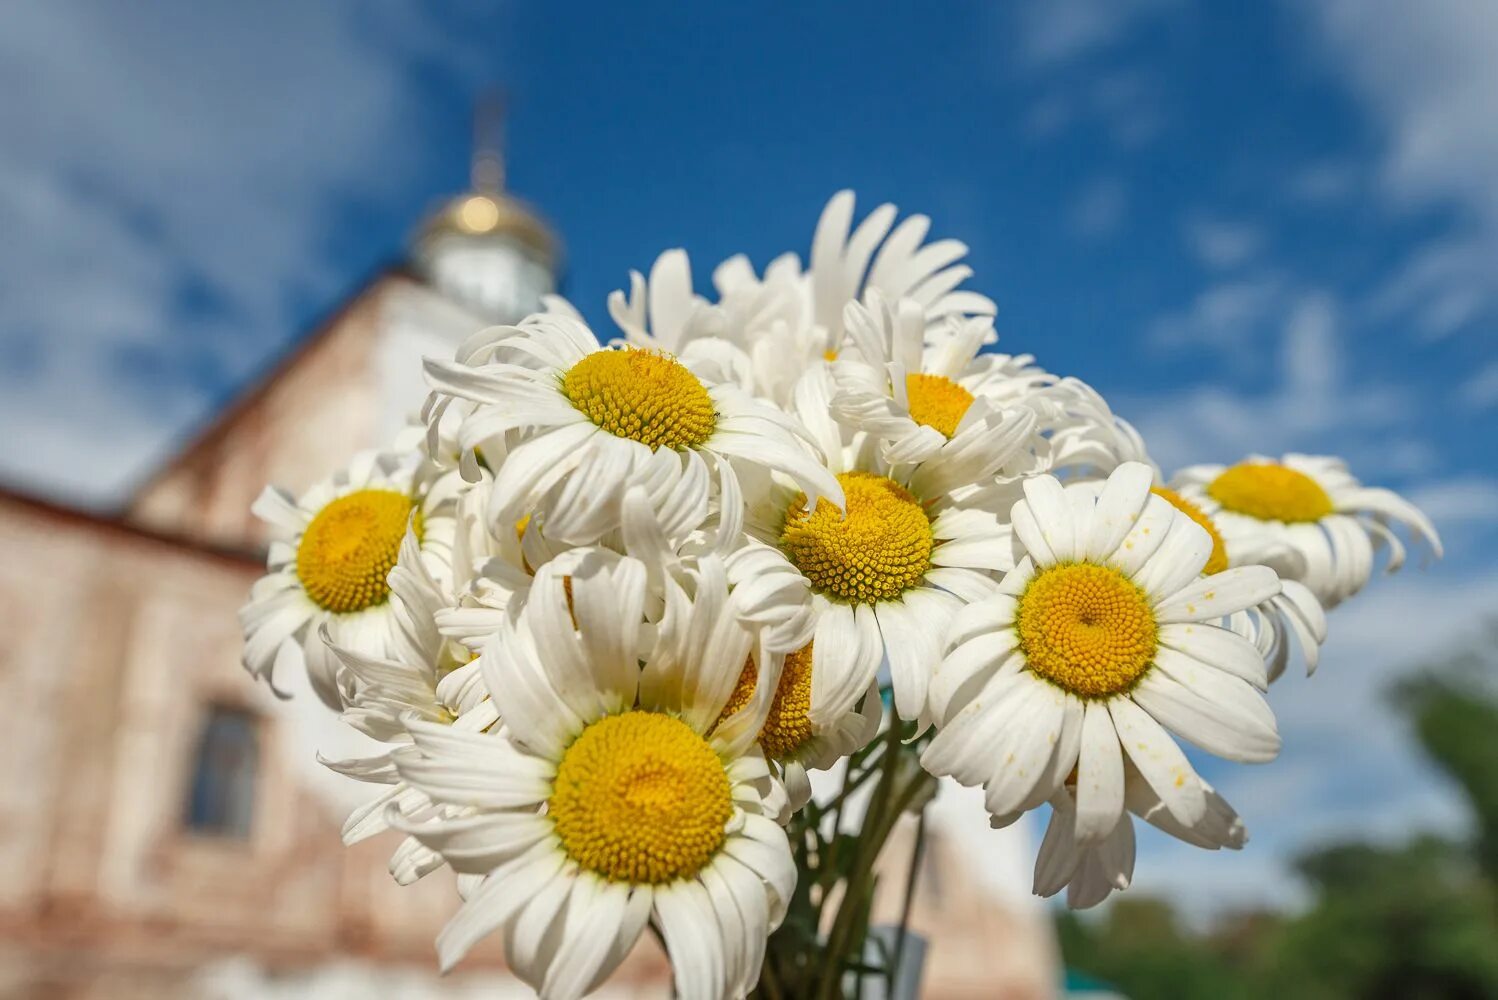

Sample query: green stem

[816,719,906,1000]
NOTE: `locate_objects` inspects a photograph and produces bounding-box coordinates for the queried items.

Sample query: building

[0,142,1057,999]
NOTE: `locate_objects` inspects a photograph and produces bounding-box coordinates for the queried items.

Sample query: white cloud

[1067,176,1128,241]
[1286,160,1360,205]
[1013,0,1175,68]
[1023,69,1167,149]
[1146,273,1288,359]
[1299,0,1498,340]
[1181,214,1265,269]
[1407,476,1498,524]
[1133,290,1423,477]
[0,1,485,507]
[1458,362,1498,411]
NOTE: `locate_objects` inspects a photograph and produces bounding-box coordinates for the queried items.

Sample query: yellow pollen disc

[295,489,419,613]
[904,372,975,439]
[1015,563,1158,699]
[1151,486,1230,575]
[561,348,716,451]
[549,712,732,884]
[1207,462,1334,524]
[718,644,817,761]
[779,471,933,604]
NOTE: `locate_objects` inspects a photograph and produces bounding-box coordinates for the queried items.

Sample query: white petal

[877,599,940,721]
[1108,697,1206,826]
[435,847,566,973]
[541,878,633,1000]
[809,603,883,726]
[1086,462,1154,561]
[1133,516,1213,602]
[1106,494,1176,578]
[1021,475,1076,563]
[1158,622,1268,690]
[1073,702,1125,843]
[655,881,726,1000]
[1139,650,1280,763]
[1155,566,1281,623]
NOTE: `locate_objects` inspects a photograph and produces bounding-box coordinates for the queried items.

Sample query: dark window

[184,706,259,838]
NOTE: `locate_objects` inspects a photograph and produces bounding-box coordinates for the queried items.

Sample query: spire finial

[471,91,507,193]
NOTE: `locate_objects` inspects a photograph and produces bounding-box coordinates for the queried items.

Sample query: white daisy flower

[1171,453,1443,609]
[320,527,497,884]
[1034,764,1246,909]
[827,297,1147,495]
[830,294,1122,485]
[737,364,1035,725]
[434,450,809,659]
[1150,482,1329,681]
[921,462,1284,838]
[422,312,842,547]
[238,451,457,709]
[715,642,883,811]
[830,295,1015,467]
[389,555,795,999]
[609,190,997,407]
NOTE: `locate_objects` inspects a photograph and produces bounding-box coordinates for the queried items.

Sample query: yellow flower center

[780,471,933,604]
[905,372,975,439]
[295,489,419,613]
[1151,486,1230,575]
[718,644,817,761]
[1207,462,1334,524]
[1016,563,1158,699]
[561,348,716,451]
[548,712,732,884]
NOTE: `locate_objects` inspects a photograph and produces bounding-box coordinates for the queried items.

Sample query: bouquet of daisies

[239,192,1441,999]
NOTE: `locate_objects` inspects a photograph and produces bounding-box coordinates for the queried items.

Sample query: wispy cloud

[1067,176,1128,241]
[1146,273,1288,360]
[0,1,487,508]
[1458,363,1498,411]
[1133,291,1425,477]
[1408,476,1498,525]
[1012,0,1176,68]
[1181,214,1266,270]
[1297,0,1498,341]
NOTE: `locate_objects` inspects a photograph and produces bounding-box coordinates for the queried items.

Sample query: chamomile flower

[1171,454,1443,609]
[610,191,998,407]
[433,449,808,658]
[827,293,1148,498]
[320,527,497,884]
[422,313,842,548]
[1149,483,1328,681]
[715,642,882,810]
[389,555,794,999]
[921,462,1283,837]
[736,363,1036,725]
[1034,764,1246,909]
[239,451,457,709]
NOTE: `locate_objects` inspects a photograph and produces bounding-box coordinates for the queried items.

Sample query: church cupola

[412,102,560,323]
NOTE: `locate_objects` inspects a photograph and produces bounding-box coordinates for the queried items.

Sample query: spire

[471,91,507,194]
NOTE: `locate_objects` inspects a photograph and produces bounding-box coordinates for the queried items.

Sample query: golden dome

[416,190,560,268]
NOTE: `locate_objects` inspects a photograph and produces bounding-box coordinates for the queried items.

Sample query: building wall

[0,495,668,998]
[125,277,398,553]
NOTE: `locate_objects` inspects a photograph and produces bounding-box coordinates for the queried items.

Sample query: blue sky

[3,0,1496,917]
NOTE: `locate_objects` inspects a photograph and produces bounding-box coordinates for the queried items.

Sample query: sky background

[3,0,1496,920]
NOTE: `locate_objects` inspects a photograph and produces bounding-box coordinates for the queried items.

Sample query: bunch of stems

[754,706,933,1000]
